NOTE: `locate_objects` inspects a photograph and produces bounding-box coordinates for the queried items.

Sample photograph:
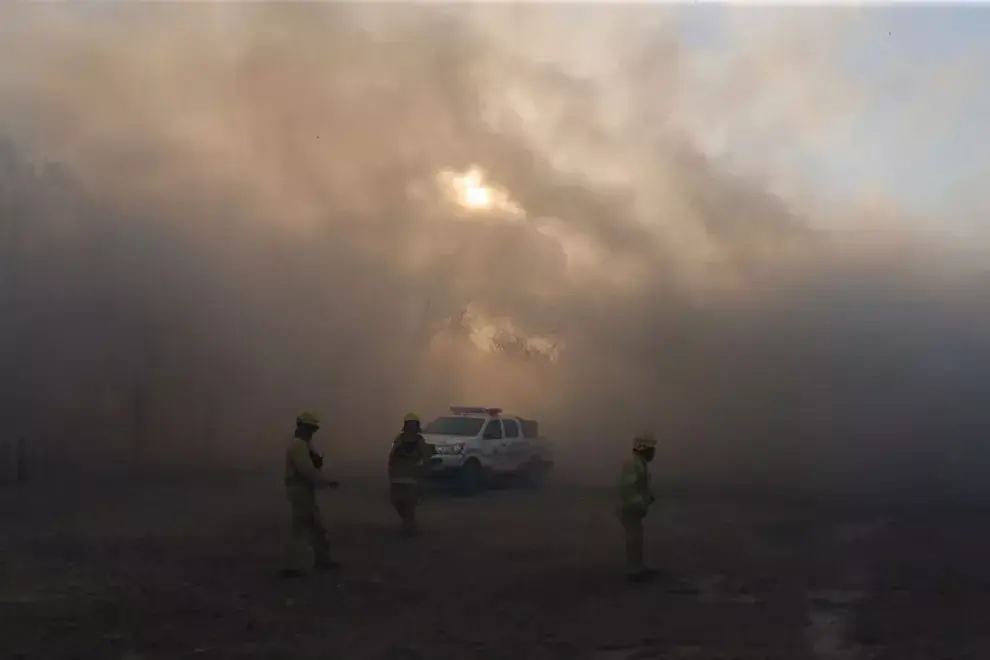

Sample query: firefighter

[388,412,437,536]
[281,411,341,578]
[616,431,658,582]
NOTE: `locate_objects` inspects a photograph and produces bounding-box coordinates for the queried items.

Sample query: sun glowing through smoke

[453,168,494,210]
[458,169,494,210]
[435,166,525,218]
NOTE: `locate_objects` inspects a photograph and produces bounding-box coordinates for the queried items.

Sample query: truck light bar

[450,406,503,417]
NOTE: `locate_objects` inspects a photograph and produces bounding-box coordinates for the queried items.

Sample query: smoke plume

[1,3,987,501]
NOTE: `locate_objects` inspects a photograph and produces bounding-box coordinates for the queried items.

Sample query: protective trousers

[618,510,645,575]
[283,484,332,571]
[389,482,419,535]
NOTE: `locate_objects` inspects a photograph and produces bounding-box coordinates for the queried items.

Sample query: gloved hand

[309,450,324,470]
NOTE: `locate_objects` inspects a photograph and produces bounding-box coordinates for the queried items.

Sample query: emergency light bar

[449,406,503,417]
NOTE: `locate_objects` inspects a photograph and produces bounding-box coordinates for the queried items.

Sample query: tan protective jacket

[616,454,654,517]
[284,436,330,489]
[388,433,436,485]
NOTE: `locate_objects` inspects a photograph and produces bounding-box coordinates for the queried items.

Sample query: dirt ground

[3,470,990,660]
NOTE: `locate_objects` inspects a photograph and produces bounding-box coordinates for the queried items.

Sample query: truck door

[501,418,523,472]
[481,419,507,472]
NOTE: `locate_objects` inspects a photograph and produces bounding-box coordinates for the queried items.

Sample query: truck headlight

[435,443,464,455]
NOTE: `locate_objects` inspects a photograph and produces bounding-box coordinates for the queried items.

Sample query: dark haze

[1,4,988,501]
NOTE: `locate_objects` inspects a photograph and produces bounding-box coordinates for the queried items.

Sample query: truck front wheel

[457,459,483,497]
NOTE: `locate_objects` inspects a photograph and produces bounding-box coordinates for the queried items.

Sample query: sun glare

[434,166,525,218]
[454,168,494,210]
[463,182,492,209]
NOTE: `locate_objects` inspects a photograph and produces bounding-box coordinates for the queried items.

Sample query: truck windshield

[424,416,486,436]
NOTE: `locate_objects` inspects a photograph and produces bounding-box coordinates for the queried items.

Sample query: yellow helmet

[296,411,321,428]
[632,431,656,451]
[403,412,420,423]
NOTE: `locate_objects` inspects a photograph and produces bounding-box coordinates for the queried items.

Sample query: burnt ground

[2,470,990,660]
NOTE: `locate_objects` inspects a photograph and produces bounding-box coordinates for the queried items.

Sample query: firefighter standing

[616,431,658,582]
[388,412,437,536]
[281,411,341,578]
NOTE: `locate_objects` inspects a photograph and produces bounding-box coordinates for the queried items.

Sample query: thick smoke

[1,4,988,500]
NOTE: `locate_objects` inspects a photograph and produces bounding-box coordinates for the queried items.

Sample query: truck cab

[420,406,553,495]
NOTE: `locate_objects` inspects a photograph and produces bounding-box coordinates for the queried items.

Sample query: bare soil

[3,471,990,659]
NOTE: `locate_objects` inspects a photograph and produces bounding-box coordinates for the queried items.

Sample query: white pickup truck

[420,406,554,495]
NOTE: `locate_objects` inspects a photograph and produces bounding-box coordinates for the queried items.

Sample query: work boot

[626,567,659,583]
[313,558,343,572]
[279,568,304,580]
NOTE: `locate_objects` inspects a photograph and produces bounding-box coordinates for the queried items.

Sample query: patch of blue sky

[826,6,989,220]
[672,5,990,230]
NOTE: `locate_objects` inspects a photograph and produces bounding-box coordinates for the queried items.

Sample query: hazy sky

[676,5,989,231]
[822,6,989,226]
